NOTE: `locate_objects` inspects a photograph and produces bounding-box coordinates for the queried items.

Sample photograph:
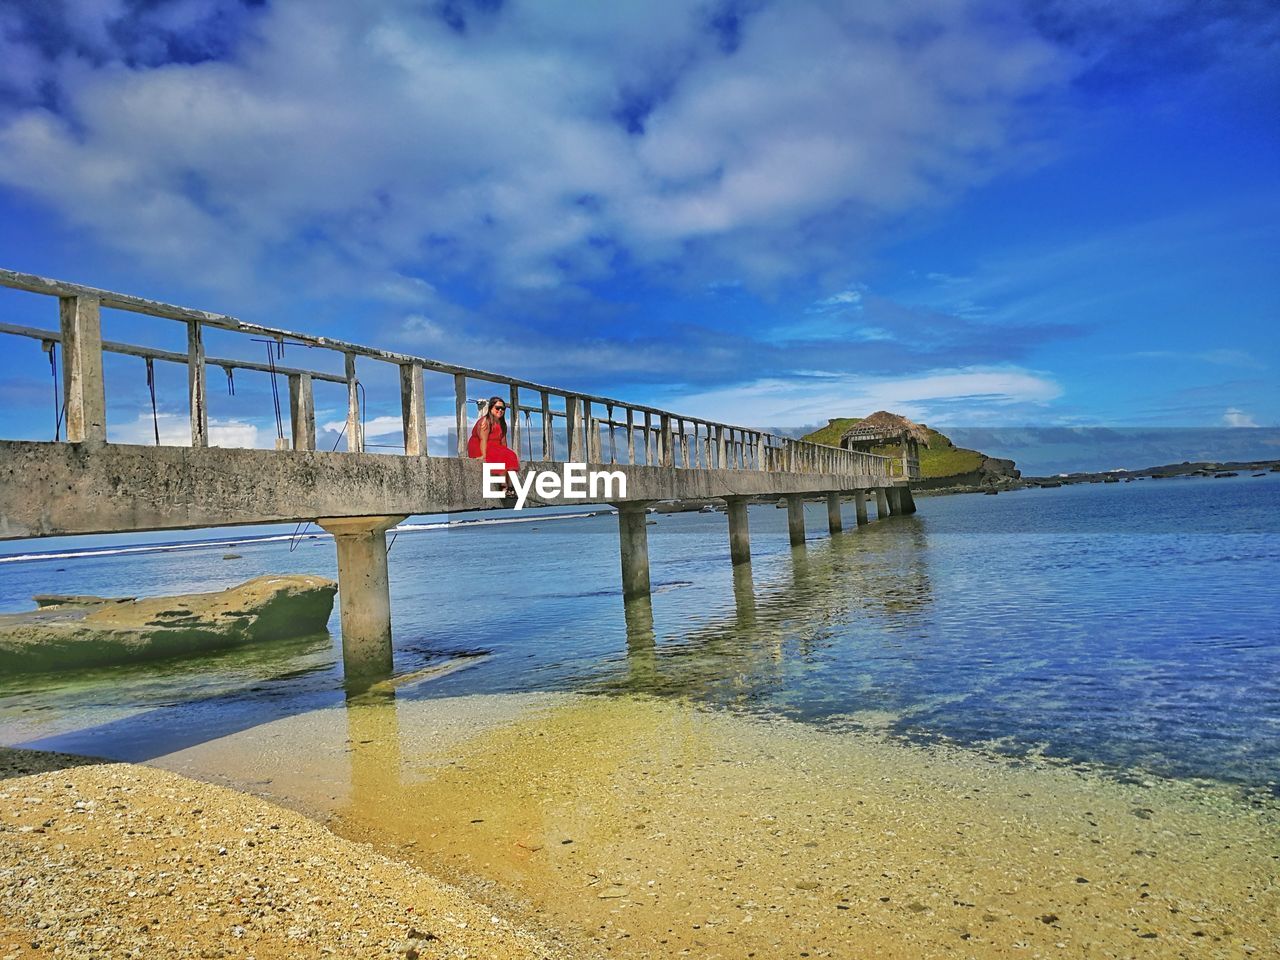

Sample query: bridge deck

[0,439,893,540]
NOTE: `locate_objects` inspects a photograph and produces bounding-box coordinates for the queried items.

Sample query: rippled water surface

[1,475,1278,790]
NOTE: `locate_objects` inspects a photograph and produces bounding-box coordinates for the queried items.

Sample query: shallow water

[1,475,1277,791]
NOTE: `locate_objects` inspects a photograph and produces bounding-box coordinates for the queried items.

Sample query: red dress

[467,419,520,475]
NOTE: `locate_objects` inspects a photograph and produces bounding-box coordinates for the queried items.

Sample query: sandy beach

[29,690,1260,960]
[0,747,572,959]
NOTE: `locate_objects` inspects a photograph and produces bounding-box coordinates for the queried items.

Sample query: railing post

[644,412,653,464]
[582,400,593,462]
[454,373,467,457]
[57,294,107,444]
[289,372,316,451]
[541,391,553,460]
[509,384,520,461]
[704,428,712,469]
[678,418,689,467]
[660,414,672,467]
[400,362,427,457]
[588,416,601,463]
[756,434,765,470]
[626,408,635,464]
[187,320,208,448]
[567,395,582,461]
[716,426,726,468]
[344,353,363,453]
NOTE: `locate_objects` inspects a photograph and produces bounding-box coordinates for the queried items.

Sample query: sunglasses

[491,404,506,411]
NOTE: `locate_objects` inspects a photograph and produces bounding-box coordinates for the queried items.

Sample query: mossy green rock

[0,574,337,673]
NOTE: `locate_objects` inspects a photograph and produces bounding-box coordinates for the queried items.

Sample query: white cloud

[671,366,1063,428]
[108,411,266,448]
[812,288,865,310]
[0,0,1068,296]
[321,414,402,438]
[1223,408,1259,428]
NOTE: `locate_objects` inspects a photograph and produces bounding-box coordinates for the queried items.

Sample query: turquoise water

[1,475,1277,791]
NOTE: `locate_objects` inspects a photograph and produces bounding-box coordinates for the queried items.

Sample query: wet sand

[0,747,571,959]
[149,692,1278,960]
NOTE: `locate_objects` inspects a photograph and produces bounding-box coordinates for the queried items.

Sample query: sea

[1,473,1278,794]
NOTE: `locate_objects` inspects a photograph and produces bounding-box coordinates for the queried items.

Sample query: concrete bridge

[0,268,918,679]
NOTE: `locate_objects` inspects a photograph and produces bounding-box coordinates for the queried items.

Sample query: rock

[652,499,722,514]
[0,575,337,673]
[33,594,135,608]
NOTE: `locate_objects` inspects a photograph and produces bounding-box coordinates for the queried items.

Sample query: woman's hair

[486,395,507,441]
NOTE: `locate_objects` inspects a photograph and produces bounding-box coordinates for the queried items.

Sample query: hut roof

[840,411,931,447]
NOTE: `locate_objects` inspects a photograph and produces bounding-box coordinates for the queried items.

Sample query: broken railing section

[0,267,891,477]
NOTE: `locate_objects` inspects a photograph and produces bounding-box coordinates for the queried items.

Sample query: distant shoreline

[919,457,1280,496]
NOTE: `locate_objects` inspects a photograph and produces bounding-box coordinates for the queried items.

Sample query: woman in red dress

[467,396,520,493]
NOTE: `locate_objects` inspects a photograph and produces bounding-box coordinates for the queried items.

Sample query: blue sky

[0,0,1276,472]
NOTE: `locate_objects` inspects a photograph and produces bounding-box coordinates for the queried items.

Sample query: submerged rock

[0,575,337,673]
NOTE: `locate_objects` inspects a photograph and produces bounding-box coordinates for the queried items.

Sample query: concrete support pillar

[317,515,406,680]
[786,494,806,546]
[875,488,890,520]
[616,501,654,600]
[826,492,843,534]
[888,486,904,516]
[725,496,751,565]
[900,486,917,514]
[853,489,868,525]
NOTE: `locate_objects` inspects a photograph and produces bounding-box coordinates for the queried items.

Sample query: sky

[0,0,1276,473]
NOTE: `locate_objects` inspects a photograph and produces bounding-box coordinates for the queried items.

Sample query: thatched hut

[839,411,928,479]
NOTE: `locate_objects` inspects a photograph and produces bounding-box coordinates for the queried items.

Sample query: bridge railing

[0,268,893,479]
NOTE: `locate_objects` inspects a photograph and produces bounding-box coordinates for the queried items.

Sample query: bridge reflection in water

[336,516,934,815]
